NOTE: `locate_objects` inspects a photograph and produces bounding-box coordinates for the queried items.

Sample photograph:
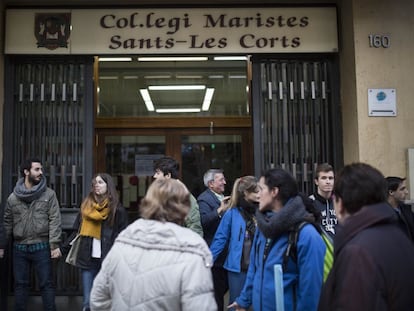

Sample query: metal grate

[254,58,342,194]
[3,57,94,297]
[11,60,85,208]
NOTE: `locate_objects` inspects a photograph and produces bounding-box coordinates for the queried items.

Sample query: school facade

[0,0,413,303]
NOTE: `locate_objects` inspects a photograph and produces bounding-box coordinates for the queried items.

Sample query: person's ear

[271,186,279,198]
[165,173,171,179]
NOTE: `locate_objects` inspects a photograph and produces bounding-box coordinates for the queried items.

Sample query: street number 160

[368,34,390,48]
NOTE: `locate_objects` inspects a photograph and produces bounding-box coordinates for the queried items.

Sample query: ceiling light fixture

[156,108,201,113]
[144,75,172,79]
[138,57,208,62]
[202,88,215,111]
[139,89,154,111]
[176,75,204,79]
[98,57,132,62]
[99,76,119,80]
[139,86,214,113]
[214,56,247,61]
[148,85,206,91]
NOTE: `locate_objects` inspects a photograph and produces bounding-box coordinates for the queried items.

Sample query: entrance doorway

[95,128,252,221]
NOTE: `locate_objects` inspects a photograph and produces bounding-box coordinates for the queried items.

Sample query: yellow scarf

[80,198,110,239]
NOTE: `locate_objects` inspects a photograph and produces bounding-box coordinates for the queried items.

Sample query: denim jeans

[81,261,100,309]
[13,246,56,311]
[228,270,247,311]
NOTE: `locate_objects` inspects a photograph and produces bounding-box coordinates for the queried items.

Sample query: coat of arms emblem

[34,13,71,50]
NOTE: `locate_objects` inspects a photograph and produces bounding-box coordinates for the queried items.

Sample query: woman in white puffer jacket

[90,178,217,311]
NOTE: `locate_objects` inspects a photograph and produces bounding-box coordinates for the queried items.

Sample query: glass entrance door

[96,129,252,222]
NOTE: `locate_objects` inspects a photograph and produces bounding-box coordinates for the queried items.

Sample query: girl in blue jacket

[210,175,259,309]
[229,168,325,311]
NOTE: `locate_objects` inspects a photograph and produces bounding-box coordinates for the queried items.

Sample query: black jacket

[319,202,414,311]
[197,188,227,267]
[396,203,414,242]
[310,192,337,239]
[61,204,128,269]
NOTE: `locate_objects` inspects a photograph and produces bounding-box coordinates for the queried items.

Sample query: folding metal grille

[3,57,93,296]
[11,59,86,208]
[254,58,342,194]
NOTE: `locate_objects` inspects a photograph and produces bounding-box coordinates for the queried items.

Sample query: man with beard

[229,168,325,311]
[0,157,62,311]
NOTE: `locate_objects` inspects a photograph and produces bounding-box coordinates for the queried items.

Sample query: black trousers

[212,266,229,311]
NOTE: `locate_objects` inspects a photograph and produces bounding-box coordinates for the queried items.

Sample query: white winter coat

[90,218,217,311]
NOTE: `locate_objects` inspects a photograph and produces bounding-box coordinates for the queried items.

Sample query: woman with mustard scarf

[59,173,128,311]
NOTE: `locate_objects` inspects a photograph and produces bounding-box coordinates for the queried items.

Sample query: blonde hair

[140,178,190,225]
[224,175,258,212]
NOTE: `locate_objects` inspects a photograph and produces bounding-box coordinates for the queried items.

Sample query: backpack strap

[282,221,308,271]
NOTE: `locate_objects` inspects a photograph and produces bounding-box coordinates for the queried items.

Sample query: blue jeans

[13,245,56,311]
[81,262,100,309]
[228,270,247,311]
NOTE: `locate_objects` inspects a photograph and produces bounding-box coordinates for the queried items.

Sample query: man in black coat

[197,168,229,311]
[385,176,414,241]
[319,163,414,311]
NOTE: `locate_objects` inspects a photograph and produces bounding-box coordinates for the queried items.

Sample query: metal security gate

[1,56,94,298]
[252,57,343,194]
[4,57,94,206]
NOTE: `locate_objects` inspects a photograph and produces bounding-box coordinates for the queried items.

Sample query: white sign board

[5,7,338,54]
[368,88,396,117]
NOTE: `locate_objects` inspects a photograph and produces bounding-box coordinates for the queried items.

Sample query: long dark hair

[82,173,120,226]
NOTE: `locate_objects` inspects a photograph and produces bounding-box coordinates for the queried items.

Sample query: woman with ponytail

[209,175,260,310]
[59,173,128,311]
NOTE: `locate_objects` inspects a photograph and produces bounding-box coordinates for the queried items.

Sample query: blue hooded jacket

[236,197,325,311]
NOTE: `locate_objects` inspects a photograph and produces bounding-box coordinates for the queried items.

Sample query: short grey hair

[203,169,223,187]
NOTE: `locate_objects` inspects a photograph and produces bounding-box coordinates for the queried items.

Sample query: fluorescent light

[99,76,118,80]
[202,88,215,111]
[209,75,224,79]
[138,57,208,62]
[214,56,247,61]
[156,108,201,113]
[123,75,138,79]
[99,57,132,62]
[148,85,206,91]
[176,75,204,79]
[139,89,154,111]
[144,75,172,79]
[229,75,247,79]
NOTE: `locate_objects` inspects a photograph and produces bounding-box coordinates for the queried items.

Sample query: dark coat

[197,188,222,245]
[310,192,337,239]
[396,203,414,242]
[319,202,414,311]
[197,188,227,266]
[61,204,128,269]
